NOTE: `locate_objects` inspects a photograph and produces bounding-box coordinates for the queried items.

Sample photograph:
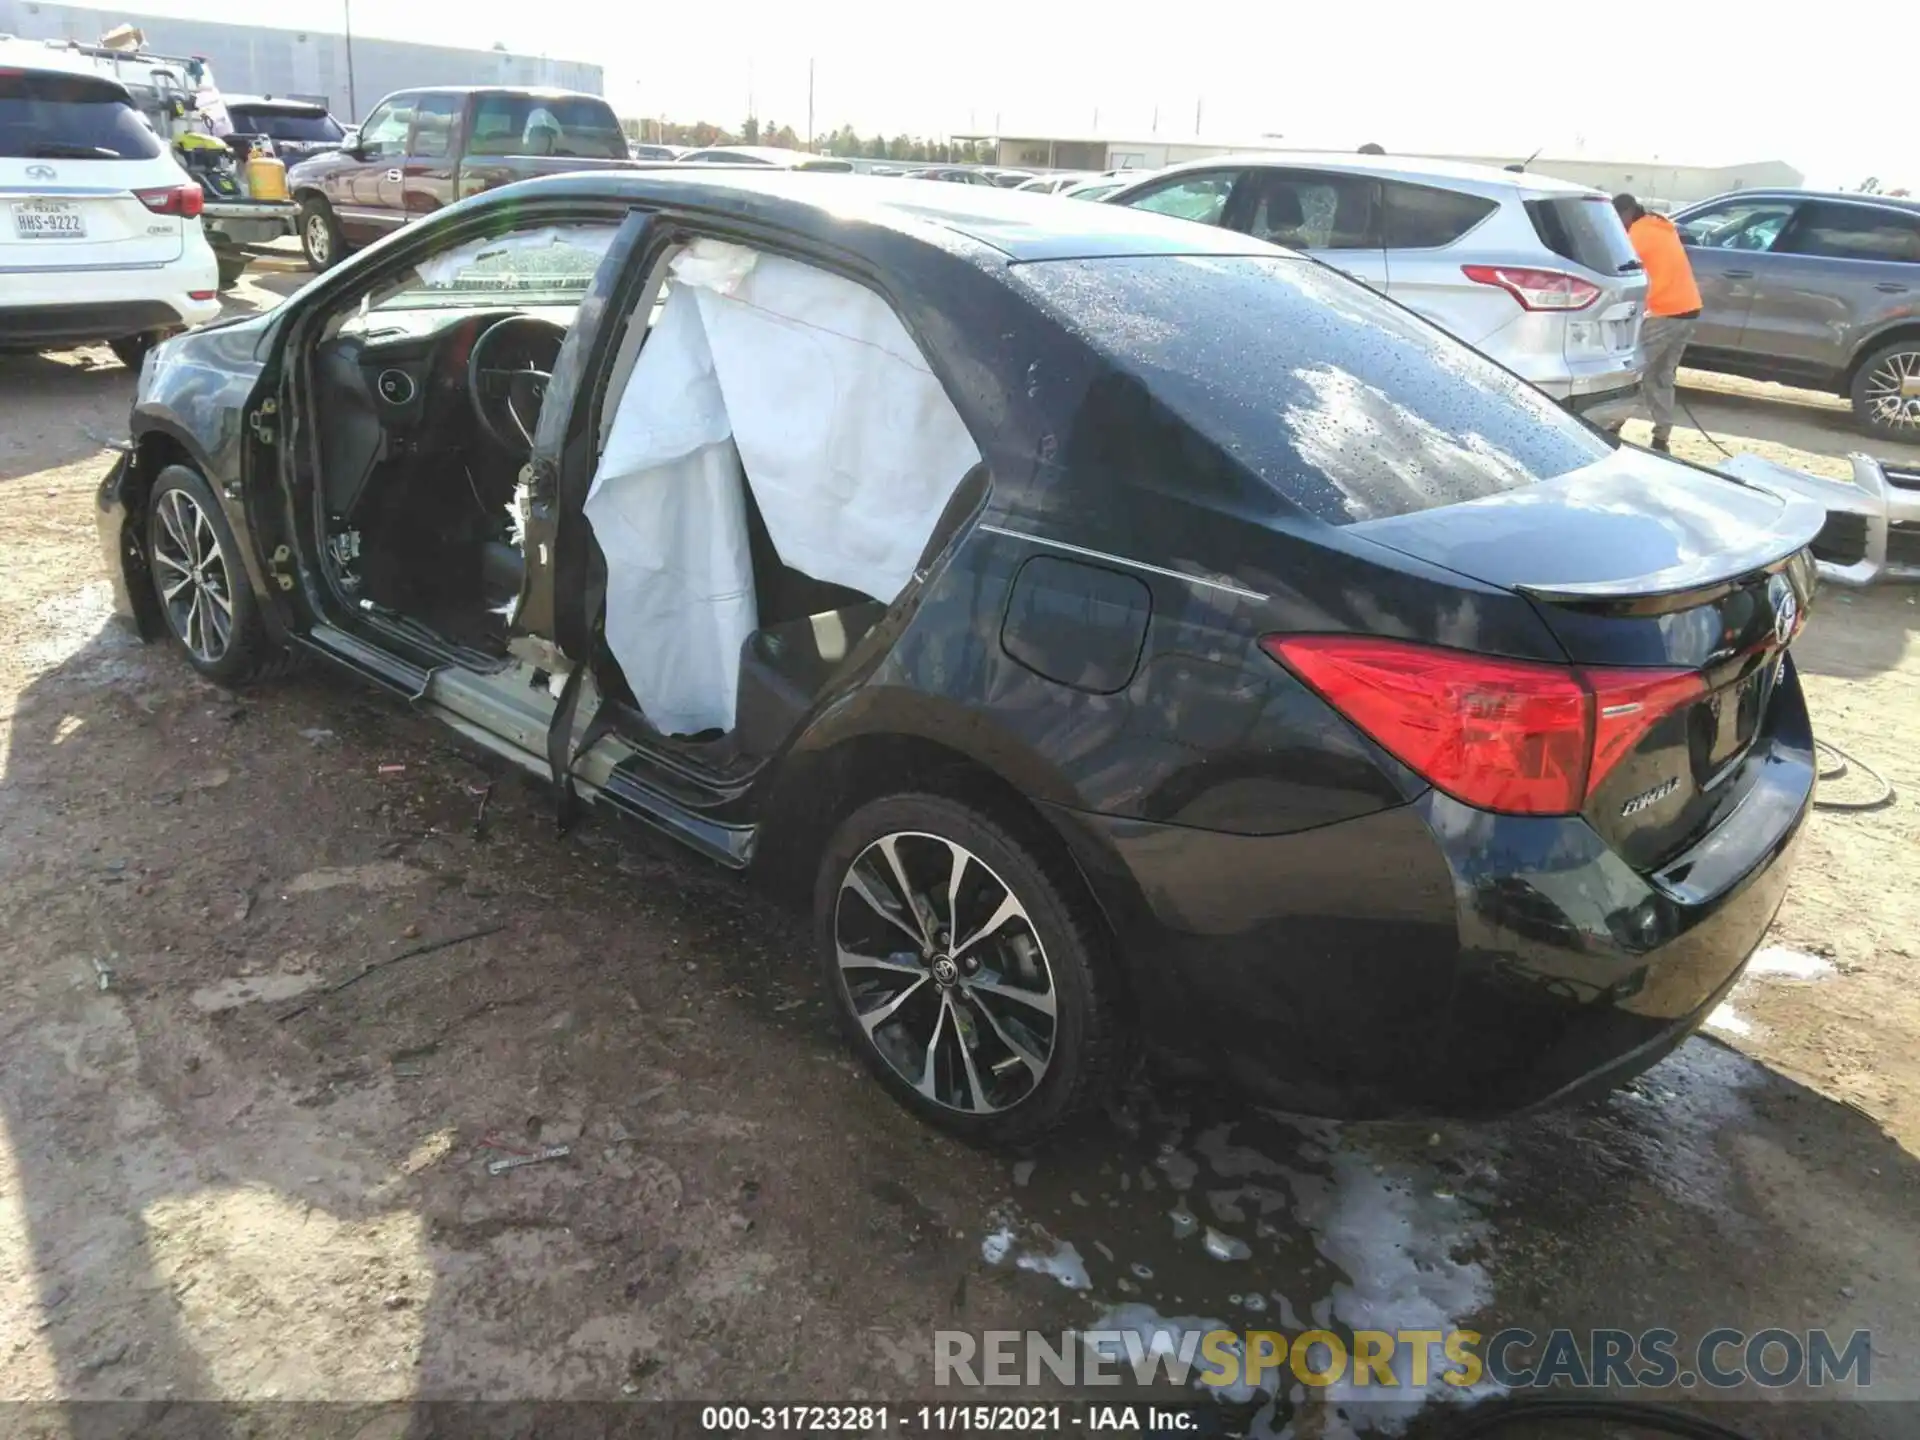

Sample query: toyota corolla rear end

[1008,249,1821,1118]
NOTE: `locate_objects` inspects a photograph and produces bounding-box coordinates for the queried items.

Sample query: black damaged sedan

[98,171,1824,1140]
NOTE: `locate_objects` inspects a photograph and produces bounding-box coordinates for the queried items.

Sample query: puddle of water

[982,1088,1497,1434]
[189,973,325,1014]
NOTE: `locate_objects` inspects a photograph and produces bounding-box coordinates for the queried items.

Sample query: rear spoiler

[1514,480,1827,604]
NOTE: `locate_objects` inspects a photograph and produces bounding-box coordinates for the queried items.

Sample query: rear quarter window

[1525,195,1641,275]
[468,94,626,159]
[1011,254,1610,526]
[0,71,162,160]
[1381,180,1498,249]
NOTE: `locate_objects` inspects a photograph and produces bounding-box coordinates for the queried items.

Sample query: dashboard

[335,304,576,443]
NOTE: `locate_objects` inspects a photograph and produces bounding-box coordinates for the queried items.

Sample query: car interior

[303,226,981,767]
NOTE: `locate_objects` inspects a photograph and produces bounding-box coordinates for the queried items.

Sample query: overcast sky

[112,0,1916,188]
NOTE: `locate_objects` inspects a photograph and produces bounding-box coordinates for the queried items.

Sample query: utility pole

[342,0,357,120]
[1151,104,1158,135]
[1194,96,1203,136]
[807,57,815,152]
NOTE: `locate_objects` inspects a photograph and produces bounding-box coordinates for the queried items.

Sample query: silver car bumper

[1718,452,1920,586]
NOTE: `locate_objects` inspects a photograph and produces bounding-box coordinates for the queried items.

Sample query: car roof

[1121,150,1600,197]
[1680,188,1920,215]
[386,85,604,101]
[223,94,331,113]
[486,168,1291,263]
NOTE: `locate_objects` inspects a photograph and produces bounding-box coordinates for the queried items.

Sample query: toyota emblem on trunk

[26,164,58,181]
[1769,575,1798,646]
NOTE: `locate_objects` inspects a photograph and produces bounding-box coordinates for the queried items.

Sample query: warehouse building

[0,0,600,121]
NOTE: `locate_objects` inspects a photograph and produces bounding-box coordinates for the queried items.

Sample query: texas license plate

[11,201,86,239]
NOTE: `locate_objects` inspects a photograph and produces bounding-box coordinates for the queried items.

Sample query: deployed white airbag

[583,288,756,736]
[584,240,982,737]
[687,242,982,601]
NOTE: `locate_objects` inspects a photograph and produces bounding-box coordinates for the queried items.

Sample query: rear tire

[815,792,1132,1145]
[109,332,161,369]
[298,196,343,272]
[1850,339,1920,441]
[145,465,292,685]
[214,247,248,290]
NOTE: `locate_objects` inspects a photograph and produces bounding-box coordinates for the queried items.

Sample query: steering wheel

[466,315,567,454]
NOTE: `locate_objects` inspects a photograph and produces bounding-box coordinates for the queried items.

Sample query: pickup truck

[285,86,641,270]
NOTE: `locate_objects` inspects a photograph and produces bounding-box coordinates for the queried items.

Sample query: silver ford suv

[1671,190,1920,440]
[1104,153,1648,423]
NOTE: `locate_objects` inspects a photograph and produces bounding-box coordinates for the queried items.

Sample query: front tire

[298,196,343,272]
[815,792,1131,1144]
[1850,339,1920,440]
[145,465,288,685]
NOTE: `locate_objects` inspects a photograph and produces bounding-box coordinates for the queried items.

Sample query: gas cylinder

[243,142,289,203]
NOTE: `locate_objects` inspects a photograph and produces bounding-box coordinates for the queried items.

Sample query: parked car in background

[1061,175,1133,201]
[223,95,348,166]
[287,86,641,270]
[99,169,1822,1140]
[984,168,1033,187]
[1669,190,1920,440]
[628,141,684,161]
[1014,172,1090,194]
[907,165,997,185]
[1,62,218,365]
[677,145,852,171]
[1106,153,1649,422]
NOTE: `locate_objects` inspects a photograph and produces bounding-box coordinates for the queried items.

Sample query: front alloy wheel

[143,464,290,685]
[1853,342,1920,439]
[151,485,234,666]
[817,793,1130,1142]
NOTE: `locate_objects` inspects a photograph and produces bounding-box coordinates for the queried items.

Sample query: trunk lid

[1350,449,1824,870]
[1525,194,1647,371]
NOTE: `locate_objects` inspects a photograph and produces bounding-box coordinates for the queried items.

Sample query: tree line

[623,116,997,165]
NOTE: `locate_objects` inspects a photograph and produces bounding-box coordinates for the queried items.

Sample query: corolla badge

[26,163,58,181]
[1768,574,1799,646]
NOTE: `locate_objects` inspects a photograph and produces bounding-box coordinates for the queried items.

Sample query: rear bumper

[1046,680,1813,1119]
[0,253,221,347]
[202,201,298,246]
[1718,452,1920,586]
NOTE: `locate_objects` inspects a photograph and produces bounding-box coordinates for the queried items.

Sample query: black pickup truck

[285,86,642,270]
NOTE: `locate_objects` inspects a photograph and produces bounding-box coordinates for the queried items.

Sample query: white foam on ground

[1746,946,1835,980]
[1704,1003,1754,1036]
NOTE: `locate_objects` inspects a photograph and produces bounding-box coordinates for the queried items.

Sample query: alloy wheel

[305,213,331,266]
[833,830,1058,1114]
[150,488,234,665]
[1862,348,1920,433]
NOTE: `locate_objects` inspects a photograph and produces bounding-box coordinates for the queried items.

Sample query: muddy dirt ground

[4,269,1920,1439]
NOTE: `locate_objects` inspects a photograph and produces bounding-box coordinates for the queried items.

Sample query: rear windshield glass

[0,72,162,160]
[1526,196,1641,275]
[229,107,342,142]
[1012,254,1610,526]
[468,94,625,159]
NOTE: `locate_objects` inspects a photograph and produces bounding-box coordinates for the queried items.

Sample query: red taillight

[1462,263,1601,312]
[188,289,216,301]
[135,183,204,219]
[1260,635,1703,815]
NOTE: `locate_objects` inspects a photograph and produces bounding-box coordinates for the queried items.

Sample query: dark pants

[1639,313,1698,448]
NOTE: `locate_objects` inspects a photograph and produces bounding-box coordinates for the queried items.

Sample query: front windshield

[371,225,617,312]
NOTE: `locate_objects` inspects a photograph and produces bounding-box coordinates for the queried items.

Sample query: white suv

[1106,153,1648,422]
[1,60,220,367]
